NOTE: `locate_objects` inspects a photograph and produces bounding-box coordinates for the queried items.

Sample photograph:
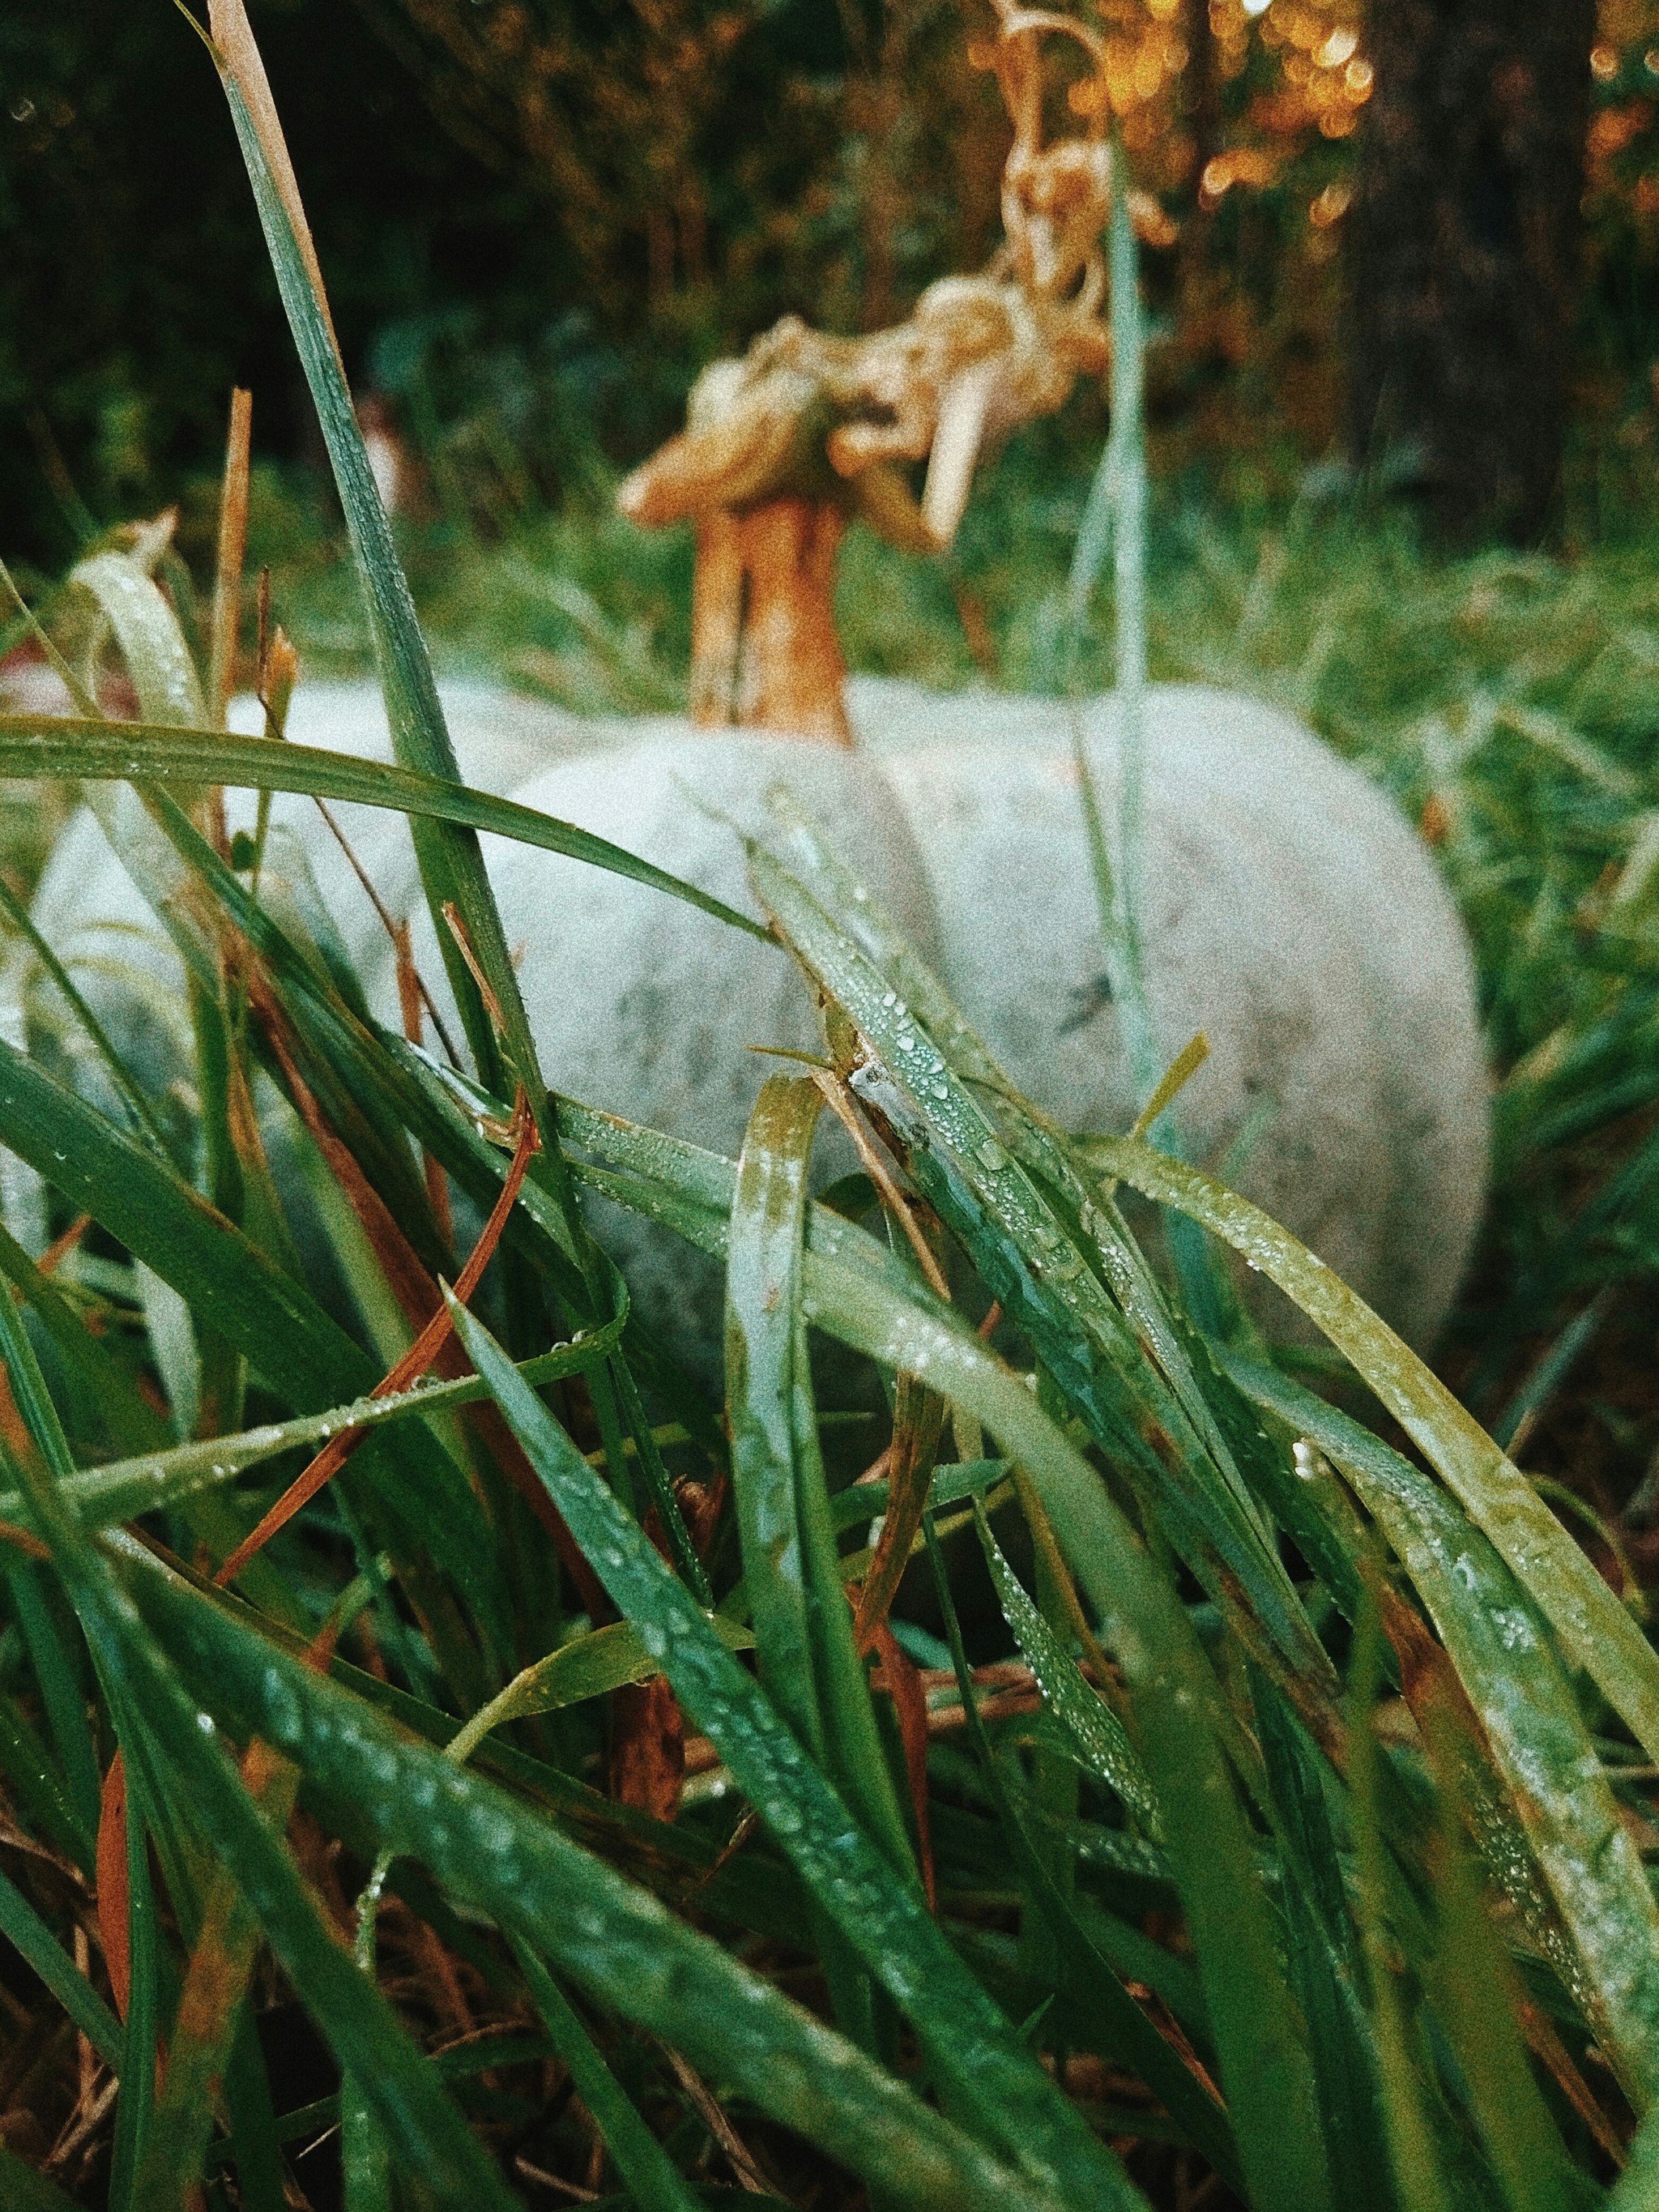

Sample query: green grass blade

[450,1615,757,1750]
[745,822,1328,1689]
[1250,1675,1393,2212]
[974,1500,1159,1832]
[925,1514,1239,2180]
[0,1035,497,1599]
[14,1505,522,2206]
[4,1565,100,1842]
[0,1218,172,1459]
[726,1073,911,1870]
[204,1,543,1129]
[445,1292,1138,2210]
[0,2146,80,2212]
[786,1243,1334,2212]
[1346,1599,1455,2212]
[113,1533,1085,2212]
[0,1324,618,1538]
[0,1681,95,1870]
[1091,1134,1659,1774]
[0,1860,125,2067]
[1228,1353,1659,2110]
[0,714,766,942]
[1414,1689,1576,2212]
[511,1940,703,2212]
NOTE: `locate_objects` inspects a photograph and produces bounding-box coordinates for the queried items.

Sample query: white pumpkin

[18,670,1486,1361]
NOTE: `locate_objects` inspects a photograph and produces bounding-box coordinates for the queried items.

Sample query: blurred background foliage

[3,0,1659,570]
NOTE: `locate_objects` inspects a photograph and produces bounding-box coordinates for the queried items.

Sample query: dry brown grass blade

[208,387,252,735]
[808,1069,949,1299]
[250,967,452,1331]
[95,1756,129,2025]
[853,1371,946,1655]
[661,2047,776,2195]
[870,1622,937,1910]
[610,1676,685,1823]
[215,1091,539,1585]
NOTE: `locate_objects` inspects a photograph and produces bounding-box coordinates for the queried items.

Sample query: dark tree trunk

[1347,0,1595,542]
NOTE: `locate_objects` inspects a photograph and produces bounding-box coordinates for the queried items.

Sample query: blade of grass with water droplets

[0,714,766,941]
[0,1323,618,1539]
[727,1073,911,1872]
[113,1533,1085,2212]
[974,1498,1159,1831]
[745,826,1327,1687]
[446,1291,1139,2210]
[1226,1352,1659,2109]
[1090,1134,1659,1766]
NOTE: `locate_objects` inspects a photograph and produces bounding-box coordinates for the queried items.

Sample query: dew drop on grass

[976,1138,1007,1171]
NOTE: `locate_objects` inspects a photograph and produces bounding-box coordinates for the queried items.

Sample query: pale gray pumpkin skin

[19,676,1487,1359]
[849,678,1489,1352]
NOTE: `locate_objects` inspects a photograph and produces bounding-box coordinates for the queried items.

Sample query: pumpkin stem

[690,500,851,745]
[621,0,1132,746]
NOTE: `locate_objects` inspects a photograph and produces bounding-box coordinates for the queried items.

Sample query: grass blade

[511,1940,702,2212]
[113,1532,1084,2212]
[1230,1352,1659,2110]
[1091,1133,1659,1774]
[0,1861,125,2067]
[0,713,767,940]
[445,1291,1139,2210]
[727,1074,912,1872]
[974,1499,1159,1832]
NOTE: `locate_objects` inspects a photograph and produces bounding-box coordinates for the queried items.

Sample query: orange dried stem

[690,501,851,744]
[215,1092,539,1585]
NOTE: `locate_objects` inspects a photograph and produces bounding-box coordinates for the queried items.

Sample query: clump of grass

[2,7,1659,2210]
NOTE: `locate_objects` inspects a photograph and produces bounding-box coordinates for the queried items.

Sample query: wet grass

[2,6,1659,2207]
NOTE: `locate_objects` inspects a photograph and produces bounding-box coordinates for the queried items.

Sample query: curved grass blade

[0,1860,125,2067]
[925,1514,1239,2180]
[1091,1133,1659,1774]
[447,1614,757,1754]
[511,1940,702,2212]
[0,1321,619,1539]
[745,818,1328,1693]
[727,1074,911,1871]
[113,1535,1083,2212]
[446,1292,1141,2210]
[974,1499,1159,1833]
[1228,1353,1659,2111]
[69,551,206,730]
[0,713,766,942]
